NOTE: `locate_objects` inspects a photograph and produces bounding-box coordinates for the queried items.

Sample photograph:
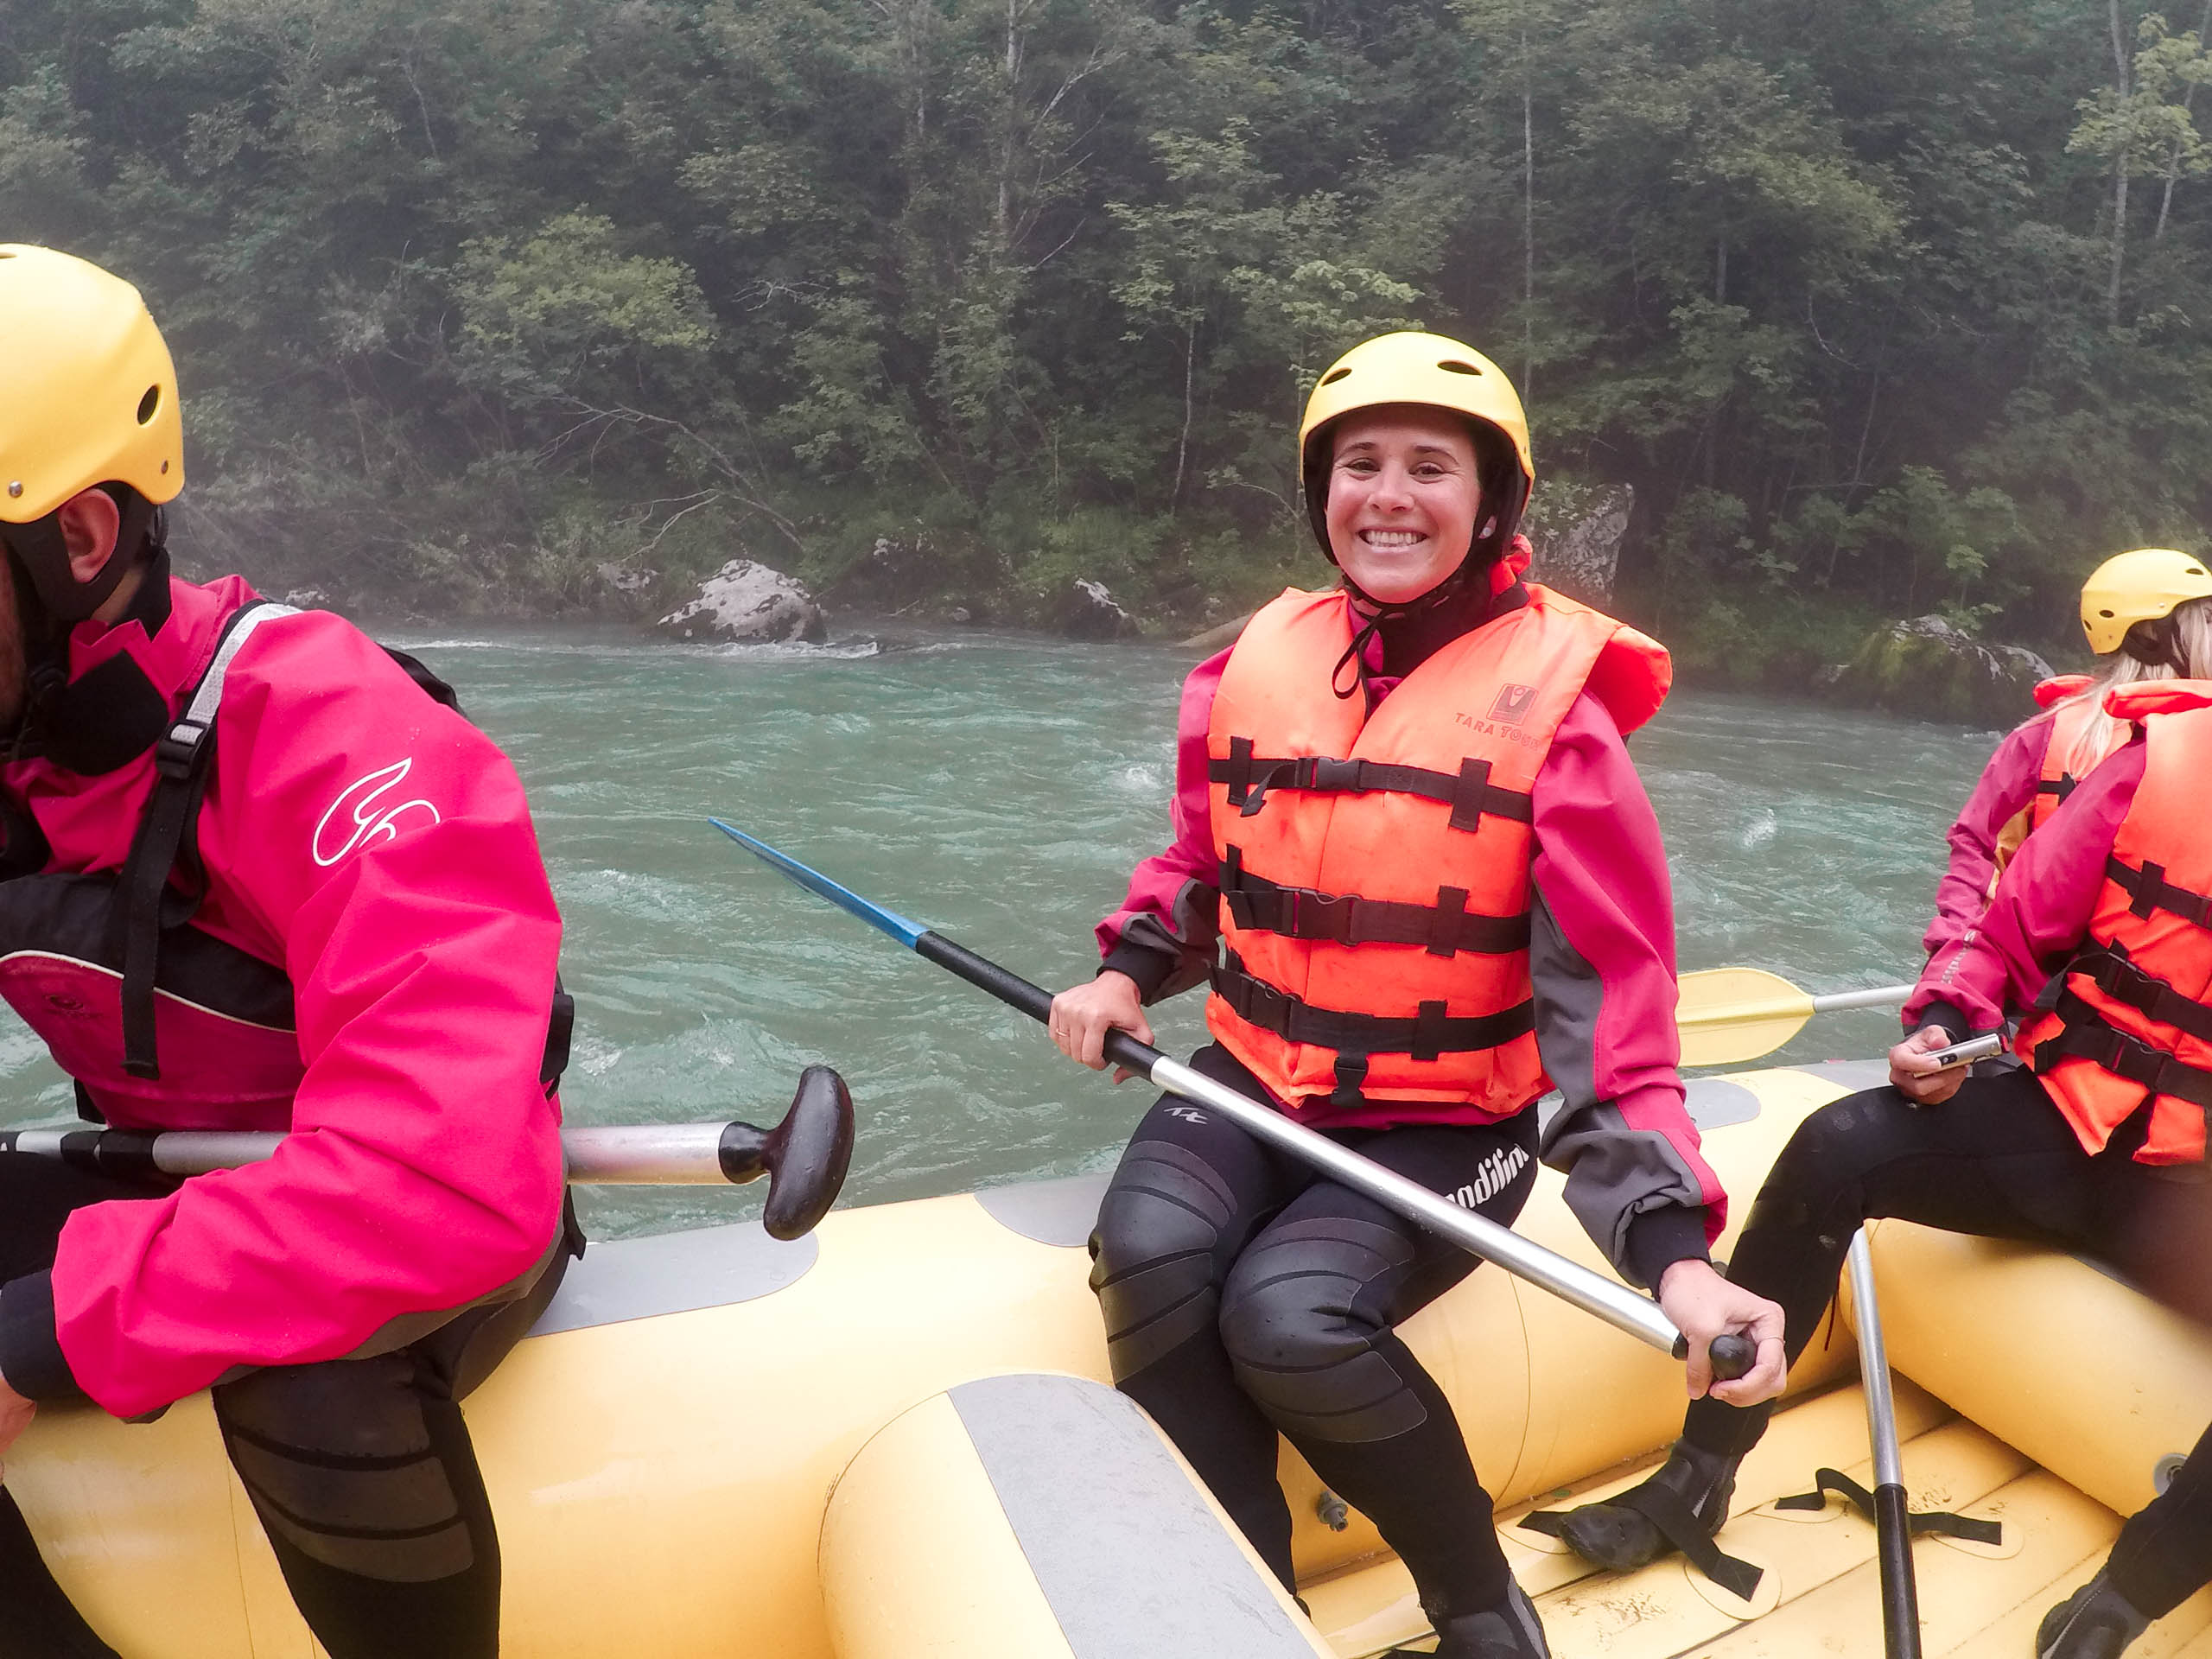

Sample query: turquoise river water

[0,626,2011,1243]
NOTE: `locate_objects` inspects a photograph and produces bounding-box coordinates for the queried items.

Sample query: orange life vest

[1202,582,1670,1114]
[1991,676,2102,881]
[2017,680,2212,1164]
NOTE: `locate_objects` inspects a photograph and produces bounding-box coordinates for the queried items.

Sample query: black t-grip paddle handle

[715,1065,857,1240]
[1709,1331,1757,1382]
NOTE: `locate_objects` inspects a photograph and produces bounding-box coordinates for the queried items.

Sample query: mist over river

[0,626,2006,1242]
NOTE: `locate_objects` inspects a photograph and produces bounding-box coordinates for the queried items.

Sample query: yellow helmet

[0,245,183,620]
[1297,331,1534,574]
[2079,548,2212,655]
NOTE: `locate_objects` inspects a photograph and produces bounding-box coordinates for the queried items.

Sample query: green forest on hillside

[6,0,2212,675]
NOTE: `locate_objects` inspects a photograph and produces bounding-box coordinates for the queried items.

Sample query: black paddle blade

[717,1065,856,1240]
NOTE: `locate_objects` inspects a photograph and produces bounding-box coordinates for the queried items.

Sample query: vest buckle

[155,718,209,781]
[1293,889,1352,942]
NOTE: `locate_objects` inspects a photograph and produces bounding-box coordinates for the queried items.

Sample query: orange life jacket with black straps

[2017,680,2212,1164]
[1992,676,2107,882]
[1203,582,1669,1113]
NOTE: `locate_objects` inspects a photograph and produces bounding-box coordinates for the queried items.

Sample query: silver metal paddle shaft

[1848,1230,1904,1487]
[1,1124,742,1185]
[1150,1054,1685,1357]
[1811,984,1916,1014]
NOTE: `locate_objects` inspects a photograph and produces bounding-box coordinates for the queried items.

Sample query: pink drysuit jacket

[0,572,565,1419]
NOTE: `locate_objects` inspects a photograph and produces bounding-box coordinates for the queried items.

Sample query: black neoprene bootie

[1553,1436,1740,1572]
[2037,1573,2152,1659]
[1408,1580,1550,1658]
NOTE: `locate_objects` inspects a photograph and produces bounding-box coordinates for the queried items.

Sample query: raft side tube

[820,1372,1332,1659]
[1872,1219,2212,1522]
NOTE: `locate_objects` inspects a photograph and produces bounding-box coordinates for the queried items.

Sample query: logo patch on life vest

[1488,683,1537,725]
[1449,1144,1529,1211]
[313,759,442,867]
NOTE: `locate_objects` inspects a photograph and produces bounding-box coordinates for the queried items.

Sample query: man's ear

[54,490,121,589]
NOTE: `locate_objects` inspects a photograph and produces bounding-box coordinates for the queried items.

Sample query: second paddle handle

[1709,1331,1756,1382]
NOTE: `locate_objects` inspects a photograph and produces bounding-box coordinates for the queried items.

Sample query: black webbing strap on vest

[2051,941,2212,1046]
[1211,951,1535,1062]
[118,602,296,1079]
[2108,855,2212,928]
[1217,846,1530,958]
[2030,988,2212,1113]
[1517,1496,1765,1601]
[2035,773,2079,803]
[1776,1469,2001,1544]
[1210,739,1535,834]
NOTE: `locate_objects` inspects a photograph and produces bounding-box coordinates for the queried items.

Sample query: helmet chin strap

[1331,522,1499,700]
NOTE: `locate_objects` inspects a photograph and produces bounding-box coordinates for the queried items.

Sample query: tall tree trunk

[2109,0,2133,323]
[997,0,1024,248]
[2157,0,2212,238]
[1171,316,1196,518]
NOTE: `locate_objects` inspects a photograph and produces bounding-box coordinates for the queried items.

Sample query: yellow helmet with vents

[2079,548,2212,655]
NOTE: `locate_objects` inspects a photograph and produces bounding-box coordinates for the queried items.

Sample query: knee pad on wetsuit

[1218,1215,1427,1444]
[214,1356,478,1584]
[1089,1140,1238,1379]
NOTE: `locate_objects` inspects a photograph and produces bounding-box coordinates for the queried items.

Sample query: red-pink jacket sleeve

[1906,737,2144,1040]
[1094,649,1229,1001]
[1529,693,1726,1287]
[50,614,566,1417]
[1923,716,2054,965]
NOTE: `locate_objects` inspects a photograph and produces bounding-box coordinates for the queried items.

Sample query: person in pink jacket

[1923,550,2212,988]
[0,248,573,1656]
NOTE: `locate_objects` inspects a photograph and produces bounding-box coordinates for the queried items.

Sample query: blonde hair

[2051,594,2212,775]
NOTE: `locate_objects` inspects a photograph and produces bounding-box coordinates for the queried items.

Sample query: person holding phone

[1558,584,2212,1659]
[1923,550,2212,983]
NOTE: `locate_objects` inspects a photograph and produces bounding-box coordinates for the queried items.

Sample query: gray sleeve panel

[1538,1098,1710,1288]
[1528,888,1603,1114]
[975,1173,1115,1249]
[1529,893,1708,1287]
[949,1373,1316,1659]
[1120,876,1220,1001]
[524,1223,817,1336]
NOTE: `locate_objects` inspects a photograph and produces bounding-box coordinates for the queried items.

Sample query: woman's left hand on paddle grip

[1049,970,1153,1081]
[1658,1258,1788,1407]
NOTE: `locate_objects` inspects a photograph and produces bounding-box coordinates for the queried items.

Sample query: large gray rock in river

[1528,484,1631,606]
[1827,614,2055,725]
[657,559,826,644]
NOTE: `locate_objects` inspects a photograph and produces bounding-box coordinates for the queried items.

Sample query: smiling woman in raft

[1046,330,1788,1659]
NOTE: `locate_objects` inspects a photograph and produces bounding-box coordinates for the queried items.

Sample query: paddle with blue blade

[707,818,1754,1381]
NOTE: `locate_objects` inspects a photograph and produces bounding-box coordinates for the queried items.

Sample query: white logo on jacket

[313,759,442,867]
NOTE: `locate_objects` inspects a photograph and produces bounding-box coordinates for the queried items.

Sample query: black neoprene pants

[0,1154,568,1659]
[1682,1068,2212,1618]
[1089,1044,1541,1619]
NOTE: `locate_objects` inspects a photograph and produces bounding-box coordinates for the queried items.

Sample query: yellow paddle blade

[1675,966,1815,1066]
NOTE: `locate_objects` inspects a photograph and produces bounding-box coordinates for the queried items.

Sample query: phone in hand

[1919,1032,2005,1071]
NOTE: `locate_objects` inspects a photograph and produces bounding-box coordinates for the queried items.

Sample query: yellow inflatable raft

[10,1057,2212,1656]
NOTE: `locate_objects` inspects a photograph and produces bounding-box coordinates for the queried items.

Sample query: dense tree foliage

[6,0,2212,670]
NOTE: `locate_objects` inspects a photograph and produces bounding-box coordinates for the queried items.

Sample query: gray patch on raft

[525,1222,817,1337]
[950,1373,1316,1657]
[1682,1077,1761,1129]
[976,1172,1113,1248]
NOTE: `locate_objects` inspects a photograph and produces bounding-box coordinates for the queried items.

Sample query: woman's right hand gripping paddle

[1049,970,1153,1082]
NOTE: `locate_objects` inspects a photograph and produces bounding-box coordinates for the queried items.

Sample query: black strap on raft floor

[1518,1490,1765,1601]
[1775,1469,2002,1543]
